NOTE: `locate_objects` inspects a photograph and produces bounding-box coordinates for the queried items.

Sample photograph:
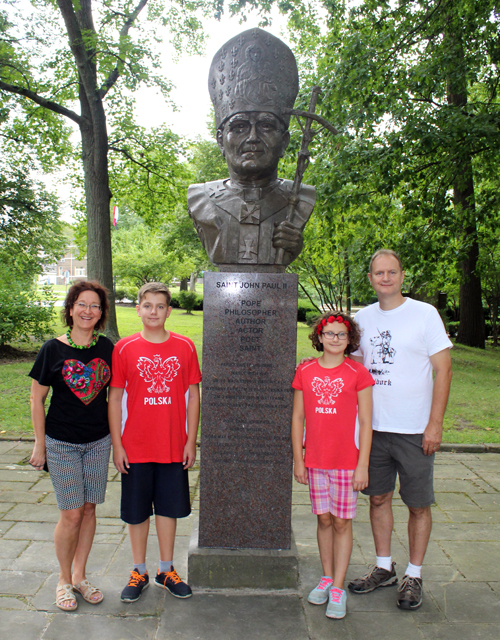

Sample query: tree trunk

[79,91,119,342]
[344,252,351,314]
[180,278,188,291]
[54,0,120,342]
[446,17,484,348]
[490,296,498,347]
[189,272,197,292]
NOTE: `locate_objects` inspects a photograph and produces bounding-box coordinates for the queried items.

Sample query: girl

[291,311,374,619]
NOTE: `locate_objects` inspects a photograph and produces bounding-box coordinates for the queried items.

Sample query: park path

[0,440,499,639]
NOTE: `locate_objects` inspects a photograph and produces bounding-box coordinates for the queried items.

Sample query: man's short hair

[369,249,403,273]
[137,282,171,306]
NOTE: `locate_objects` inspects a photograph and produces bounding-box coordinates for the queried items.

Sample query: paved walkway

[0,441,499,639]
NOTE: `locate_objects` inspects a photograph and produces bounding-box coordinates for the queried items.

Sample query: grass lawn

[1,308,499,444]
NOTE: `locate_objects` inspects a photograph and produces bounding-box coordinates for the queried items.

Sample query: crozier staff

[29,281,113,612]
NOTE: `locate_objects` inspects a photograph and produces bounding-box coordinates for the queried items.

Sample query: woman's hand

[29,442,46,470]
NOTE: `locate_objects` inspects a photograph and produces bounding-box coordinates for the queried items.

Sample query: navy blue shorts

[121,462,191,525]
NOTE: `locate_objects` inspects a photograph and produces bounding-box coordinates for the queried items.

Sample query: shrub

[0,278,56,345]
[297,299,319,322]
[447,321,460,338]
[170,292,203,310]
[178,291,198,314]
[305,311,321,326]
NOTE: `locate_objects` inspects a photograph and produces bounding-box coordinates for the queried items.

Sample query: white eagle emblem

[311,376,344,405]
[137,355,180,393]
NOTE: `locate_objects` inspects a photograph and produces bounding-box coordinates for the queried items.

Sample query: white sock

[405,562,421,578]
[376,555,392,571]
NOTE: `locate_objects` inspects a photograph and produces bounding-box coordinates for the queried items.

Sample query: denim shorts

[361,431,435,508]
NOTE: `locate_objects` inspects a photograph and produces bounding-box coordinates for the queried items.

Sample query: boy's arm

[352,386,373,491]
[108,386,129,474]
[183,383,200,469]
[291,389,308,485]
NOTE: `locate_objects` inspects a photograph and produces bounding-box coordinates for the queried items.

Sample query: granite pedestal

[188,271,298,588]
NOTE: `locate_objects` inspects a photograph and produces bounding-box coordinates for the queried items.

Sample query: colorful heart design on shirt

[62,359,111,405]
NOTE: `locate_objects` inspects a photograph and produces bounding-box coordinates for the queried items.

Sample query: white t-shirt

[352,297,452,434]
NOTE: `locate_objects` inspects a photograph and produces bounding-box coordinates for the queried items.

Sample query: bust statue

[187,28,316,273]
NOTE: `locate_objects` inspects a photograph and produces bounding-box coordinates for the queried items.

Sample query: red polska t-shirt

[111,332,202,463]
[292,358,374,470]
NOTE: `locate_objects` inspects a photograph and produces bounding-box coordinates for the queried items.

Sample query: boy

[108,282,201,603]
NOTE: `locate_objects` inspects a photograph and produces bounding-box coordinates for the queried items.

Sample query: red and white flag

[112,205,119,226]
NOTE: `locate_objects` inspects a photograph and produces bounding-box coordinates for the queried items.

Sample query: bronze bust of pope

[188,28,316,273]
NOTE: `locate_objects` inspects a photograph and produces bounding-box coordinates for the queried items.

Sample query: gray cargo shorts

[361,431,435,508]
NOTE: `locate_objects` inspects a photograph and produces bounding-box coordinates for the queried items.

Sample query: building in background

[39,244,87,285]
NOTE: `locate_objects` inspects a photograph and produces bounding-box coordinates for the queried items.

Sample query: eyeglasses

[322,331,348,341]
[74,302,101,312]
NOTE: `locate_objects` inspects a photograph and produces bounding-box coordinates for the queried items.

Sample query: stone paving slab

[43,613,159,640]
[0,570,48,595]
[442,541,500,581]
[419,623,500,640]
[425,581,500,623]
[0,450,498,639]
[0,481,36,492]
[159,594,309,640]
[0,610,50,640]
[0,469,39,483]
[0,595,29,610]
[344,611,424,640]
[0,538,29,558]
[7,541,117,575]
[0,490,48,504]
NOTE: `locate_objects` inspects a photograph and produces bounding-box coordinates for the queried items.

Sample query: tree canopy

[0,0,214,340]
[286,0,500,347]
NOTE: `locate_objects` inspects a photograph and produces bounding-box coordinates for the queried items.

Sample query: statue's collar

[208,179,289,221]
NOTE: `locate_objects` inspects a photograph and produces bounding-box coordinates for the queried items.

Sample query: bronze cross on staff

[275,86,339,265]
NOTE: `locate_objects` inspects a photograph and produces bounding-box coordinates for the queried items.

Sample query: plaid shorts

[308,468,358,519]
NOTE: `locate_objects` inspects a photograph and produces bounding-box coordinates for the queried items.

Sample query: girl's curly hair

[308,310,361,354]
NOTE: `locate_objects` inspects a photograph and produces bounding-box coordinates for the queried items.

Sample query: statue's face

[217,112,290,184]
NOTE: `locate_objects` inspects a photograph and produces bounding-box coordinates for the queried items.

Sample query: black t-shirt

[29,336,114,444]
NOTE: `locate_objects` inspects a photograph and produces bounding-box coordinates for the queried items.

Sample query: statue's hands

[273,221,303,255]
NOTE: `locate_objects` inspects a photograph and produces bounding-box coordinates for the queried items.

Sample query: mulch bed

[0,344,39,364]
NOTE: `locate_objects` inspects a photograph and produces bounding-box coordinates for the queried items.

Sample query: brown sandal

[73,579,104,604]
[56,583,77,611]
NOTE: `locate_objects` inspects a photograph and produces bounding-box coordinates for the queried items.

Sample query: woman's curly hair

[308,310,361,354]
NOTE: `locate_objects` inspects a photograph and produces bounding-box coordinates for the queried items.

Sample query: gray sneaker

[307,576,333,605]
[326,587,347,619]
[397,575,423,610]
[348,562,397,594]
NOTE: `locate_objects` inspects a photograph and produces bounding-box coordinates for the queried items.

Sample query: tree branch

[0,80,81,124]
[56,0,97,101]
[99,0,149,99]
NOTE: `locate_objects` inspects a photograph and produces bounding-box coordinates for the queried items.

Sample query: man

[348,249,453,611]
[187,28,316,270]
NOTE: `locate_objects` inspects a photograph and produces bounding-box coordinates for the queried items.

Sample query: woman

[29,281,114,611]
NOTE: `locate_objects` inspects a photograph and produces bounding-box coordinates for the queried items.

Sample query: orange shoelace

[127,570,147,587]
[165,569,182,584]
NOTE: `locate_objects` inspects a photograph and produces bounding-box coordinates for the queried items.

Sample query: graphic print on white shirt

[137,355,180,393]
[311,376,344,405]
[370,329,396,366]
